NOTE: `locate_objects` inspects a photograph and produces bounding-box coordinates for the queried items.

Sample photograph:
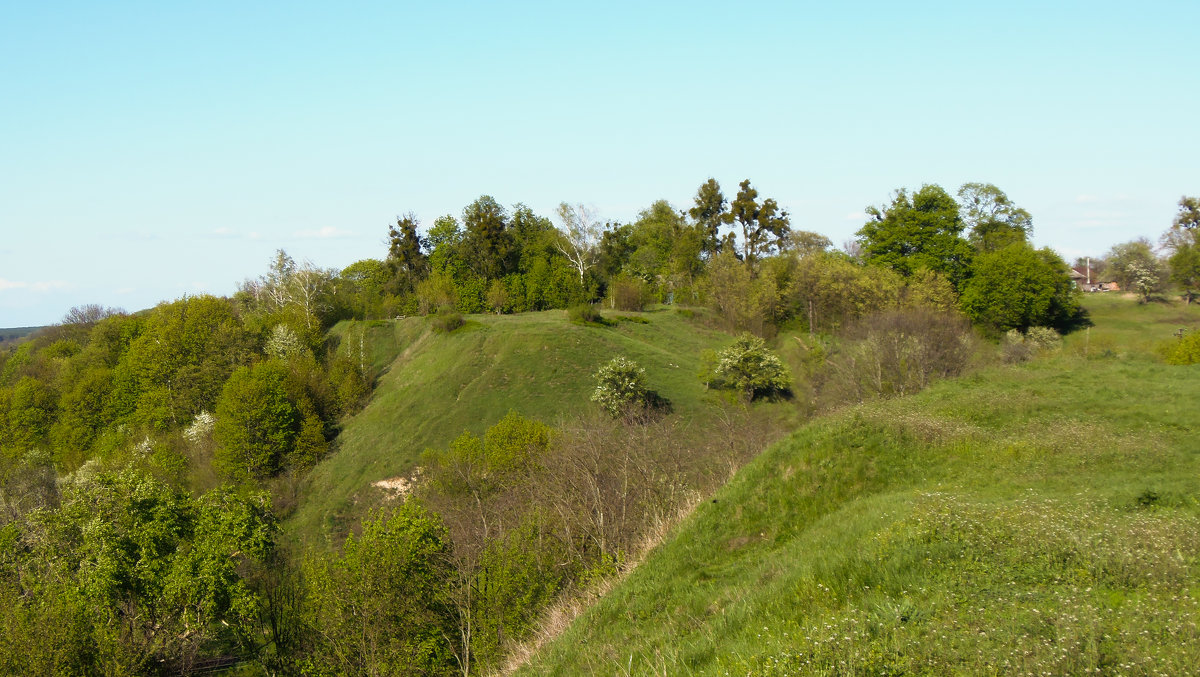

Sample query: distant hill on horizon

[0,325,44,347]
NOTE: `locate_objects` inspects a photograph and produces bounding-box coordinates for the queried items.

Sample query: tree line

[274,178,1099,338]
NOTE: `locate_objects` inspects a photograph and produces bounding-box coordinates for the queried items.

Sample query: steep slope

[519,296,1200,675]
[291,309,739,546]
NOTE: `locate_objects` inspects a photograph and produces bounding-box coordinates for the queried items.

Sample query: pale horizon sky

[3,1,1198,327]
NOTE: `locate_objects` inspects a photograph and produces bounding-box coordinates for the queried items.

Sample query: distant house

[1070,267,1119,292]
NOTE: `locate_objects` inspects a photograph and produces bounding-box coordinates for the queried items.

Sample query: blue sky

[2,1,1198,326]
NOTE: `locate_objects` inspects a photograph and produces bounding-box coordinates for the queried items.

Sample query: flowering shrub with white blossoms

[266,323,306,361]
[184,410,216,444]
[705,333,791,401]
[591,356,652,418]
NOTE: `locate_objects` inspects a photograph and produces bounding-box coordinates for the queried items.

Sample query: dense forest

[1,179,1197,674]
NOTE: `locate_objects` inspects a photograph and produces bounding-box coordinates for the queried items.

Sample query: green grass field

[518,295,1200,675]
[289,308,747,547]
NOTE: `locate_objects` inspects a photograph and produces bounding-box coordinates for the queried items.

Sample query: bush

[431,311,464,333]
[824,309,973,400]
[416,274,458,315]
[702,333,792,401]
[591,356,665,419]
[1163,331,1200,365]
[1025,326,1063,351]
[568,304,603,325]
[609,277,651,311]
[486,279,509,314]
[1001,326,1062,364]
[301,501,457,675]
[1000,329,1034,364]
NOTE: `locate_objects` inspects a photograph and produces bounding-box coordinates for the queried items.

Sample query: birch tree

[555,202,603,285]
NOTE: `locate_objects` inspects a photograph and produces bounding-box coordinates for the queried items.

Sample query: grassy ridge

[519,296,1200,675]
[291,308,739,546]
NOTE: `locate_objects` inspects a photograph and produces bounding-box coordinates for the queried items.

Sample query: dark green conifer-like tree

[725,179,791,269]
[387,213,430,296]
[689,178,728,257]
[462,196,516,280]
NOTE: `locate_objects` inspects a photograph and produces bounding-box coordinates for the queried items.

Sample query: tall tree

[213,362,298,480]
[340,259,391,319]
[462,196,515,280]
[625,200,690,281]
[785,230,833,257]
[957,182,1033,252]
[858,184,974,288]
[387,213,430,295]
[554,202,603,285]
[726,179,791,268]
[688,178,728,257]
[1164,196,1200,303]
[1174,196,1200,231]
[288,261,337,331]
[249,250,297,313]
[427,215,463,251]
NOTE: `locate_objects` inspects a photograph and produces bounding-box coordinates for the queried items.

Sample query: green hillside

[290,308,747,546]
[518,296,1200,675]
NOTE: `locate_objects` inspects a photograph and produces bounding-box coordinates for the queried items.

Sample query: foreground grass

[519,296,1200,675]
[291,308,751,547]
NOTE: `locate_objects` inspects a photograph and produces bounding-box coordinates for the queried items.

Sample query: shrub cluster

[431,310,464,333]
[1001,326,1062,364]
[568,303,603,324]
[1162,331,1200,365]
[609,277,651,311]
[824,309,974,400]
[702,333,792,401]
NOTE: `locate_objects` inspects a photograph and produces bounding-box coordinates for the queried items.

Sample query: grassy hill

[289,308,749,547]
[518,295,1200,675]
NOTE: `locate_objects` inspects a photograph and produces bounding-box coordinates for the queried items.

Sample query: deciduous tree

[858,184,973,288]
[959,243,1086,333]
[1106,238,1167,302]
[213,362,298,480]
[554,202,603,285]
[957,182,1032,252]
[1164,196,1200,304]
[302,501,457,675]
[700,333,791,401]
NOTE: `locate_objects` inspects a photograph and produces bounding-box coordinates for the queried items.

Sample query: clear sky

[2,1,1198,327]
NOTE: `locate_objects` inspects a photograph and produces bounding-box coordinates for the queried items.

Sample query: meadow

[517,294,1200,675]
